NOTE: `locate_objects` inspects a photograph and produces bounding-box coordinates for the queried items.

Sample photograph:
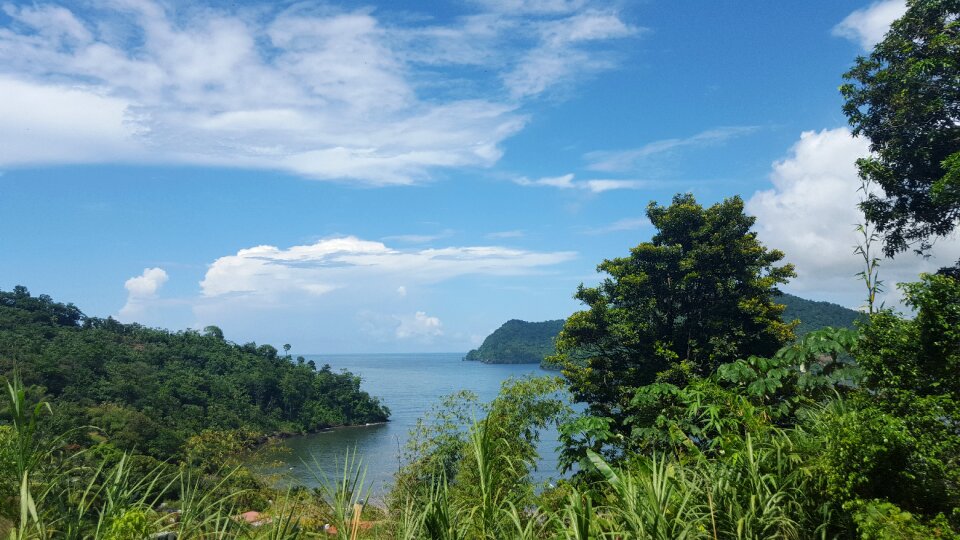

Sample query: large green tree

[841,0,960,259]
[554,194,796,432]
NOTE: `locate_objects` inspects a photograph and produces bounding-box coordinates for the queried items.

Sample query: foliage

[717,326,861,421]
[554,193,796,444]
[184,428,261,474]
[7,176,953,539]
[778,293,862,336]
[553,268,960,534]
[464,319,565,365]
[392,376,569,537]
[841,0,960,259]
[851,273,960,517]
[0,286,389,459]
[847,499,960,540]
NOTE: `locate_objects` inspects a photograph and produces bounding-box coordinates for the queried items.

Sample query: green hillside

[0,286,390,458]
[470,293,860,369]
[779,292,862,336]
[464,319,565,364]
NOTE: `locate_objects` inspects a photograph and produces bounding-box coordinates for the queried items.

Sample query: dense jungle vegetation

[0,286,390,459]
[2,0,959,538]
[463,319,565,365]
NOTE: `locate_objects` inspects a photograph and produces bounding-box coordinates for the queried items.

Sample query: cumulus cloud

[513,173,649,192]
[190,236,577,350]
[119,267,168,319]
[833,0,907,50]
[395,311,443,340]
[585,126,759,172]
[747,128,960,309]
[199,236,576,300]
[0,1,634,184]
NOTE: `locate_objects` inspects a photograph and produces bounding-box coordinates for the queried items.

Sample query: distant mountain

[464,319,565,365]
[779,292,862,336]
[467,293,861,368]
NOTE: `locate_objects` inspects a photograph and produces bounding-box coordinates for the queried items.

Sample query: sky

[1,0,958,353]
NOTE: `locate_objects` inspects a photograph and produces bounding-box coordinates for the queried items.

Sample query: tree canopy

[841,0,960,259]
[554,193,796,431]
[464,319,565,365]
[0,287,389,458]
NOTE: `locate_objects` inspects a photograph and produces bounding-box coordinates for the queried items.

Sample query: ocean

[250,352,571,499]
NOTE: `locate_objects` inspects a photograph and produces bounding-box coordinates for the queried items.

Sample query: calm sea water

[252,353,569,499]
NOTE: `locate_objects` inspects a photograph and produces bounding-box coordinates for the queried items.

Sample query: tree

[840,0,960,259]
[842,273,960,517]
[554,194,796,435]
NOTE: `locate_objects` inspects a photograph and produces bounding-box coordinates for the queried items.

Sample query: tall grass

[1,371,846,539]
[306,448,370,540]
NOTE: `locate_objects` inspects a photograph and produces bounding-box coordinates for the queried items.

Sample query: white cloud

[585,126,759,172]
[486,230,526,239]
[584,217,650,234]
[833,0,907,50]
[199,236,576,300]
[119,267,168,319]
[395,311,443,340]
[513,173,649,192]
[382,230,455,244]
[189,236,577,350]
[514,173,576,189]
[583,179,648,193]
[747,128,960,309]
[503,9,638,99]
[0,1,634,184]
[471,0,588,14]
[0,77,142,166]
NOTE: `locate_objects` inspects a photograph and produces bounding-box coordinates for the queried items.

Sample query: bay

[252,352,569,500]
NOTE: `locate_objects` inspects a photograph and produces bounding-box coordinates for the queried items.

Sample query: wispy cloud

[583,179,648,193]
[513,173,650,193]
[0,1,635,184]
[486,230,526,239]
[583,217,650,235]
[382,230,456,244]
[514,173,576,189]
[503,10,640,99]
[833,0,906,50]
[584,126,759,172]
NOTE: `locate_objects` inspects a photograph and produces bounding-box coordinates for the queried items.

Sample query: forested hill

[0,286,389,458]
[464,319,565,364]
[779,292,862,336]
[469,293,860,368]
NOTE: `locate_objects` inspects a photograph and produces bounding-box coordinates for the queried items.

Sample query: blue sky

[1,0,958,353]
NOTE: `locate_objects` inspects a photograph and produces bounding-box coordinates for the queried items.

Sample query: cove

[252,352,568,499]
